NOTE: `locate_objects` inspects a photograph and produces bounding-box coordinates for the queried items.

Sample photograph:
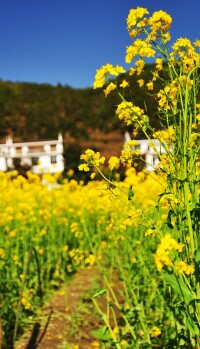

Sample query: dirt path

[15,266,102,349]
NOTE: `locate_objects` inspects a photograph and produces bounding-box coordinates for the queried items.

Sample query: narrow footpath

[15,266,102,349]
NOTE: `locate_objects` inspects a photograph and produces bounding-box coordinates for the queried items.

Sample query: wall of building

[0,133,64,174]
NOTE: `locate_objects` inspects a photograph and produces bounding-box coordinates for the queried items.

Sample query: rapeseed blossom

[120,79,129,88]
[135,59,145,74]
[125,39,155,63]
[151,326,161,338]
[148,10,172,41]
[108,156,120,170]
[175,261,195,275]
[116,101,148,127]
[79,149,105,169]
[94,64,125,89]
[104,82,116,97]
[155,234,185,272]
[127,7,149,36]
[137,79,144,87]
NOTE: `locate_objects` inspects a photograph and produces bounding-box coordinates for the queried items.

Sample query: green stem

[96,166,153,226]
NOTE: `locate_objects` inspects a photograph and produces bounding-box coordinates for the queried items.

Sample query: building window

[32,157,39,166]
[51,156,57,164]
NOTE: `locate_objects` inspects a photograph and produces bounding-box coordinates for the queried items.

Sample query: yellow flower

[116,101,146,125]
[149,10,172,33]
[125,140,138,147]
[120,339,128,346]
[129,67,136,76]
[90,172,96,179]
[146,81,153,90]
[21,297,31,310]
[67,169,74,177]
[135,58,145,73]
[127,7,149,35]
[120,149,134,166]
[104,82,116,97]
[155,58,163,70]
[126,39,155,64]
[78,163,90,172]
[196,114,200,123]
[194,39,200,47]
[145,228,156,237]
[137,79,144,87]
[151,326,161,338]
[175,261,195,275]
[85,254,95,266]
[0,248,6,259]
[94,64,125,89]
[155,234,185,272]
[108,156,120,170]
[112,326,119,335]
[79,149,105,169]
[120,79,129,88]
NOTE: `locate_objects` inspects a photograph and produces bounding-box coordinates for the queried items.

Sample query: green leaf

[92,288,106,298]
[166,209,175,229]
[91,327,111,340]
[195,250,200,263]
[128,185,134,200]
[162,272,193,304]
[188,202,196,211]
[185,315,199,335]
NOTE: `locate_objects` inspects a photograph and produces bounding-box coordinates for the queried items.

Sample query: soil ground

[14,266,103,349]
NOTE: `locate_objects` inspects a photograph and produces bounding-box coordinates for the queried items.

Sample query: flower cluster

[155,234,185,272]
[126,7,149,38]
[175,260,195,275]
[130,58,145,76]
[108,156,120,171]
[116,101,148,127]
[79,149,105,171]
[150,326,161,338]
[125,39,155,63]
[157,76,194,112]
[126,7,172,67]
[127,7,172,43]
[155,126,176,147]
[170,38,200,73]
[93,64,125,89]
[148,10,172,42]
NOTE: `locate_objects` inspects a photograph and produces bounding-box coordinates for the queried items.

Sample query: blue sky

[1,0,199,89]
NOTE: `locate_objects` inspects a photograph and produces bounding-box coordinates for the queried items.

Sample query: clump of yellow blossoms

[108,156,120,171]
[150,326,161,338]
[155,126,176,147]
[79,149,105,171]
[170,38,200,73]
[93,64,125,89]
[116,101,148,129]
[175,261,195,275]
[125,39,155,63]
[154,234,195,274]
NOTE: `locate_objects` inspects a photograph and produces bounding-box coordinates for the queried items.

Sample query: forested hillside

[0,63,166,173]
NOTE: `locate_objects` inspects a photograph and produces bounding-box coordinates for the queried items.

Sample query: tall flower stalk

[79,6,200,346]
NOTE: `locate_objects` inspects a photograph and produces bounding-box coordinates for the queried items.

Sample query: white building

[124,131,166,171]
[0,133,64,174]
